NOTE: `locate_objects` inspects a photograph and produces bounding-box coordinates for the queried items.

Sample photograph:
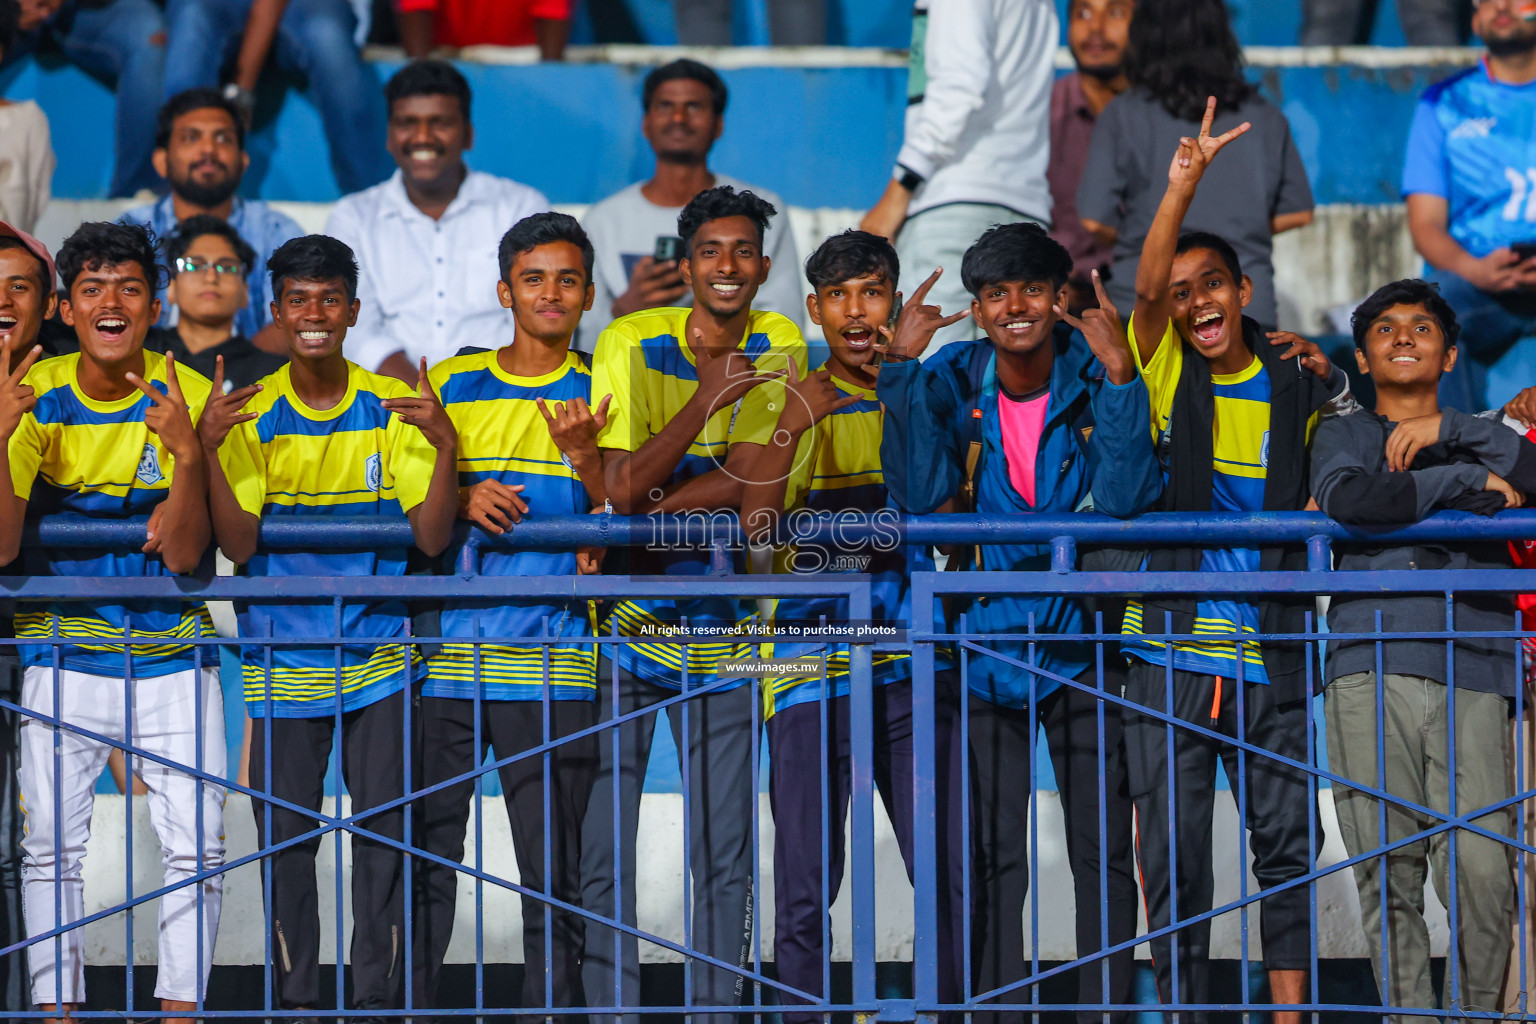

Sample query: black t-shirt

[146,326,287,391]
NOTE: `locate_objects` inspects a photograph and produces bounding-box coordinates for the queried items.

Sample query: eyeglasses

[175,257,243,276]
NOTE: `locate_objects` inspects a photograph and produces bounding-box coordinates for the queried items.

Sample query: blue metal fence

[1,510,1534,1021]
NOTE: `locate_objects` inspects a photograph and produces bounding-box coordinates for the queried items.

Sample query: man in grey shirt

[1312,279,1534,1020]
[578,59,801,351]
[1077,89,1312,328]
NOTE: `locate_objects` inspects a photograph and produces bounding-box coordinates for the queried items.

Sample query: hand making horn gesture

[196,356,263,452]
[1053,268,1135,385]
[877,267,969,362]
[381,357,458,451]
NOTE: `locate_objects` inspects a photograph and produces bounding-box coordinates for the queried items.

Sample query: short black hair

[1175,231,1242,284]
[1350,278,1461,351]
[960,222,1072,297]
[642,59,728,116]
[385,59,472,121]
[165,215,257,280]
[0,237,51,296]
[155,87,246,152]
[0,0,20,64]
[267,234,359,303]
[57,221,163,295]
[677,185,776,253]
[805,230,899,291]
[498,212,594,284]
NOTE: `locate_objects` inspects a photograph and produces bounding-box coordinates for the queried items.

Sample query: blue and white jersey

[1402,61,1536,258]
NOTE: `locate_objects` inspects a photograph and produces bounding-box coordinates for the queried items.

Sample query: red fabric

[401,0,570,46]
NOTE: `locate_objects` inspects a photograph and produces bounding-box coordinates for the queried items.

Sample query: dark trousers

[1123,661,1317,1023]
[969,673,1138,1024]
[766,679,965,1024]
[0,647,24,1018]
[412,696,598,1017]
[248,691,408,1011]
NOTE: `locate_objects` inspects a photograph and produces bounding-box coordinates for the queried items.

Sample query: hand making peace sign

[196,356,263,452]
[0,336,43,441]
[1168,96,1252,191]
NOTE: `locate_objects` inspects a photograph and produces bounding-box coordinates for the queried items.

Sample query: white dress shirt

[325,168,549,371]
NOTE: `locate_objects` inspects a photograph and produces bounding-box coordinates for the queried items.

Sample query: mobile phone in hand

[654,236,683,263]
[870,294,903,369]
[1512,239,1536,262]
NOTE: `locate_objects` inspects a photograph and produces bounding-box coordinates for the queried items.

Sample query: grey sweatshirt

[1311,407,1536,696]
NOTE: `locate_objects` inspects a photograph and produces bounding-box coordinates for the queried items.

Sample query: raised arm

[0,339,43,566]
[383,358,460,558]
[197,356,262,565]
[231,0,289,94]
[126,354,210,574]
[1130,97,1250,366]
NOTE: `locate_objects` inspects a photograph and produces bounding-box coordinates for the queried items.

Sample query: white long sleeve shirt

[896,0,1057,224]
[325,169,549,371]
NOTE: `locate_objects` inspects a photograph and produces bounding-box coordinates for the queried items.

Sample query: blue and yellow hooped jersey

[415,349,598,702]
[591,306,808,689]
[9,351,216,677]
[736,369,918,717]
[218,360,436,717]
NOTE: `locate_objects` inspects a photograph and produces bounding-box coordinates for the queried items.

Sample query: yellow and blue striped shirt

[417,349,598,701]
[592,306,807,689]
[219,360,435,717]
[9,351,216,677]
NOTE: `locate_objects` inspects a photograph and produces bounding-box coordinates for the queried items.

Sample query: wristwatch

[222,82,256,126]
[894,164,925,193]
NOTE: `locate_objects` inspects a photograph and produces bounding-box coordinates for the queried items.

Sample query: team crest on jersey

[560,450,574,471]
[136,443,163,486]
[1260,430,1271,469]
[365,453,383,492]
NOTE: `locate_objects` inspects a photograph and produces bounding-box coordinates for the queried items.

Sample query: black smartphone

[1513,239,1536,261]
[870,294,903,369]
[654,235,683,263]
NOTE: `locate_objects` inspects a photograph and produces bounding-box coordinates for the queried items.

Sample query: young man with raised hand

[1312,280,1536,1020]
[737,229,967,1024]
[148,215,286,391]
[0,221,222,1024]
[582,184,807,1022]
[1119,99,1349,1024]
[409,212,607,1016]
[198,234,459,1018]
[877,226,1156,1024]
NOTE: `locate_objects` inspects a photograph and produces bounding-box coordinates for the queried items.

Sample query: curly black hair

[498,212,594,284]
[960,222,1071,297]
[57,221,163,295]
[676,185,776,253]
[1125,0,1255,123]
[267,235,359,303]
[1351,279,1461,351]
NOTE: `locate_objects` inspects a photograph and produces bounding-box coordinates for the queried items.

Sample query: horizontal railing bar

[25,509,1536,552]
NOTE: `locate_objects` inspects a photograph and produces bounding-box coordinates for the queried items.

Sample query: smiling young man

[0,221,222,1024]
[147,215,286,390]
[1312,279,1536,1019]
[582,184,806,1023]
[121,89,304,346]
[736,229,967,1024]
[409,212,606,1016]
[325,60,548,384]
[877,224,1157,1024]
[200,234,459,1018]
[1118,101,1353,1024]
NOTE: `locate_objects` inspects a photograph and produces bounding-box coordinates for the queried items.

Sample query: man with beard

[577,59,803,351]
[121,88,302,351]
[1403,0,1536,411]
[1048,0,1133,316]
[326,60,546,384]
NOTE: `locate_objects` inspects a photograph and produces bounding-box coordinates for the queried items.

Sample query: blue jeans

[1426,266,1536,413]
[162,0,389,194]
[21,0,168,196]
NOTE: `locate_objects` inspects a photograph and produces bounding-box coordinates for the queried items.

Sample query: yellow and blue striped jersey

[738,370,916,717]
[591,306,807,689]
[1118,319,1323,684]
[415,349,598,702]
[218,360,435,717]
[8,351,216,677]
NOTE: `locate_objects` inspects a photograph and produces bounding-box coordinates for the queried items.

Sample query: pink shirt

[997,388,1051,506]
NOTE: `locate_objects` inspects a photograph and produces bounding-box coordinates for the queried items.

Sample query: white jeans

[895,203,1039,357]
[18,666,227,1005]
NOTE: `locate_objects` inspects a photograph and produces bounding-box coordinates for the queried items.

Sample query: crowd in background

[1,0,1536,1022]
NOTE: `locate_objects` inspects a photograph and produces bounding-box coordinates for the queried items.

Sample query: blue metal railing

[1,510,1534,1021]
